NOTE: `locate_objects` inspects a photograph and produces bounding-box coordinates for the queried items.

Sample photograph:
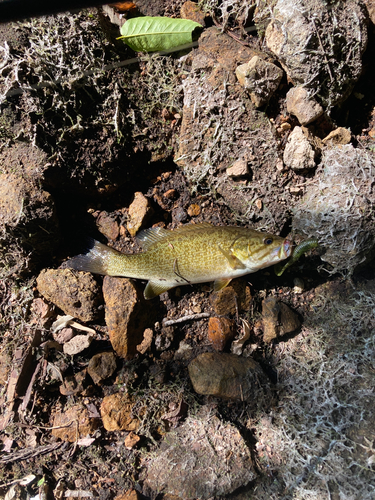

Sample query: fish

[67,222,292,300]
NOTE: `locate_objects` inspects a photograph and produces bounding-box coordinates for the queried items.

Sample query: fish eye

[263,237,273,245]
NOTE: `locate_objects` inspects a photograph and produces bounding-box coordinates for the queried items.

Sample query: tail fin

[67,239,122,276]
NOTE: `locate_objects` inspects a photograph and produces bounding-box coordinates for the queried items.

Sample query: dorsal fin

[136,223,214,250]
[169,222,213,235]
[136,227,170,250]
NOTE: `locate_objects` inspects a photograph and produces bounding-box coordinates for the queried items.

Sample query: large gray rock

[264,0,368,108]
[146,413,256,499]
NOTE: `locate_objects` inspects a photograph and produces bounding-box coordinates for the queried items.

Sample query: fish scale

[67,223,291,299]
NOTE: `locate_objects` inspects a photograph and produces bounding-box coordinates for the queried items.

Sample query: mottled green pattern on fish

[67,223,292,299]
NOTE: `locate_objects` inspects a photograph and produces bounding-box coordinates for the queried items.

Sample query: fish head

[232,233,292,270]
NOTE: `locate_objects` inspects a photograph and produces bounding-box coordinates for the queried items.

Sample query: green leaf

[119,16,202,53]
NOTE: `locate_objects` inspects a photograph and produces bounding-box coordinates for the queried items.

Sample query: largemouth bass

[67,223,291,299]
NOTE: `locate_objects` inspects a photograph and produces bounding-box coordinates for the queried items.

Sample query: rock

[60,369,87,396]
[180,0,206,25]
[322,127,351,146]
[87,352,117,385]
[63,334,93,355]
[286,87,324,125]
[114,491,140,500]
[53,327,74,344]
[175,27,284,220]
[210,279,252,315]
[292,145,375,274]
[283,126,317,171]
[188,352,269,400]
[52,405,100,442]
[207,317,235,351]
[264,0,368,108]
[114,492,140,500]
[96,211,119,241]
[174,340,194,361]
[136,328,153,354]
[127,192,152,237]
[0,145,60,274]
[163,188,178,200]
[146,414,256,499]
[30,297,55,325]
[187,203,200,216]
[100,393,139,432]
[364,0,375,24]
[262,297,301,343]
[124,432,141,449]
[103,276,154,359]
[37,269,102,322]
[226,159,249,178]
[236,56,283,107]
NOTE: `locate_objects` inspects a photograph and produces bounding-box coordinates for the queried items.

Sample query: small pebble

[293,277,305,293]
[187,204,201,216]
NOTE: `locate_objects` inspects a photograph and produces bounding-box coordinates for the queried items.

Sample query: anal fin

[213,278,232,292]
[144,281,173,300]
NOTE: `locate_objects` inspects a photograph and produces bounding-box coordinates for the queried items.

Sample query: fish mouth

[279,239,292,260]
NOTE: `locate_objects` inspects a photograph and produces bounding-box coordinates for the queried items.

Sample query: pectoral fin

[144,281,173,300]
[213,278,232,291]
[217,245,246,270]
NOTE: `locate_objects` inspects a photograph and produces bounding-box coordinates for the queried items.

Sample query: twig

[163,312,210,326]
[0,442,63,464]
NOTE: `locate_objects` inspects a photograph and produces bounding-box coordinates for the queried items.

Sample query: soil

[1,1,375,500]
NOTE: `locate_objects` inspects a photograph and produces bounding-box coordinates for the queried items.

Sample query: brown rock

[136,328,153,354]
[236,56,283,107]
[100,393,139,432]
[52,405,100,442]
[262,296,301,343]
[226,159,249,178]
[187,203,200,216]
[60,369,87,396]
[87,352,117,385]
[114,491,140,500]
[127,192,152,237]
[53,327,74,344]
[96,211,119,241]
[286,87,324,126]
[210,280,251,315]
[37,269,102,322]
[124,432,141,449]
[103,276,154,359]
[207,317,235,351]
[163,188,178,200]
[322,127,351,146]
[188,352,268,400]
[180,0,206,26]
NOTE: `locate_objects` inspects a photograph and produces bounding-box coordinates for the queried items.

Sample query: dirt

[1,1,375,499]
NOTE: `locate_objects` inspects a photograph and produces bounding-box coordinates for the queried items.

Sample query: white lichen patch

[253,282,375,499]
[292,145,375,274]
